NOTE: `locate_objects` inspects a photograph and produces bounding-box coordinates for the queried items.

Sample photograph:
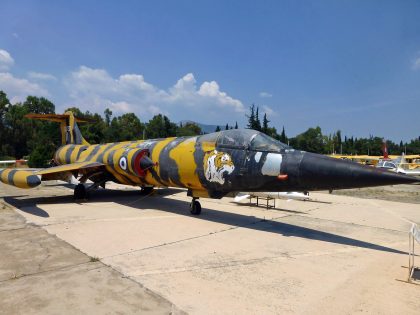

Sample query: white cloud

[65,66,245,122]
[262,105,275,116]
[198,80,244,112]
[0,50,49,102]
[110,101,132,112]
[0,49,14,71]
[412,57,420,71]
[0,72,49,102]
[27,71,57,81]
[259,91,272,98]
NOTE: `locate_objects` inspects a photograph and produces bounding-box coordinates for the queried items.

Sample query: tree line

[245,104,420,156]
[0,91,419,167]
[0,91,201,166]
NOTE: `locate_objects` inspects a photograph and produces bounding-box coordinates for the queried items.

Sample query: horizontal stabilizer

[25,111,91,145]
[25,113,92,123]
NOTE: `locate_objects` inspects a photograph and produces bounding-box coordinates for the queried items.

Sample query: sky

[1,0,420,142]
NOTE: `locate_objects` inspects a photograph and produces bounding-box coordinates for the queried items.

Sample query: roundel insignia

[119,156,128,170]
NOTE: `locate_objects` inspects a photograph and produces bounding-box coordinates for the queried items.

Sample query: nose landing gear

[190,197,201,215]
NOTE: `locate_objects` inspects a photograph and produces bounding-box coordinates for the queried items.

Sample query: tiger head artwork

[203,150,235,185]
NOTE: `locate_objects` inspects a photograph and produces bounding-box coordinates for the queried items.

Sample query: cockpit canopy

[198,129,289,152]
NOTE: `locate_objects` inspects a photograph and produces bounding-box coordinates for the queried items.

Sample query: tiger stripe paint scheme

[52,139,210,189]
[50,135,234,195]
[0,111,418,210]
[0,168,40,188]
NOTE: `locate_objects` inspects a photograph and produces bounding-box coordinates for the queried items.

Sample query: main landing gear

[140,186,154,195]
[74,183,88,200]
[190,197,201,215]
[74,179,107,200]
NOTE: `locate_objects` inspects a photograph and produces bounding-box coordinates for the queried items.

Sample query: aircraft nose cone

[299,152,419,190]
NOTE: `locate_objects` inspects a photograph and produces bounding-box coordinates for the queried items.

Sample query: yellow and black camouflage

[0,111,418,212]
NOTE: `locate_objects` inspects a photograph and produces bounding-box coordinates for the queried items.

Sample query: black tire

[74,184,87,200]
[140,186,154,195]
[190,200,202,215]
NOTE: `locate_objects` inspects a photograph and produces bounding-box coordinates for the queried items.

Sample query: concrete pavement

[0,186,182,315]
[1,181,420,314]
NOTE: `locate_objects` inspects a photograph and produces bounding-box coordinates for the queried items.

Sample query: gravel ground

[331,183,420,204]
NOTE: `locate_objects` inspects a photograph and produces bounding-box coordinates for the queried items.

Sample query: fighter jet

[0,111,418,215]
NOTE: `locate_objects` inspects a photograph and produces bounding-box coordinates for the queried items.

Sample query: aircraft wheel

[140,186,154,195]
[190,200,202,215]
[74,184,88,200]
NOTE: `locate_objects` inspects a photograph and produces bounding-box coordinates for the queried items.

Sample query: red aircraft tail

[382,141,389,159]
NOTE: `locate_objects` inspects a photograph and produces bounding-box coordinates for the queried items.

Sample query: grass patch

[89,256,100,262]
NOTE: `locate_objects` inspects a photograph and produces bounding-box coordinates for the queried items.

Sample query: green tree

[215,126,221,132]
[0,91,11,157]
[406,137,420,154]
[146,114,177,139]
[246,104,256,129]
[254,106,262,131]
[262,113,269,134]
[108,113,143,141]
[1,96,59,165]
[291,126,326,153]
[280,126,287,143]
[246,104,262,131]
[104,108,112,126]
[24,96,55,114]
[3,103,31,158]
[176,122,202,137]
[25,96,59,166]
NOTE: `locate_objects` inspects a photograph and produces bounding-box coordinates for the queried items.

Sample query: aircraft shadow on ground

[4,188,406,255]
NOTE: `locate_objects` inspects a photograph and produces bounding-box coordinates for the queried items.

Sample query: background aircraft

[0,112,418,215]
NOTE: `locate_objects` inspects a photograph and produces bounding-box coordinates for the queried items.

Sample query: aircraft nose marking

[261,153,283,176]
[204,150,235,184]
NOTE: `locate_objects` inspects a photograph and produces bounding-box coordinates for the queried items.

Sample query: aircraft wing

[36,161,105,181]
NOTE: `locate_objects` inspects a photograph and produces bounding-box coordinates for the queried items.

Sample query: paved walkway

[1,181,420,314]
[0,196,182,315]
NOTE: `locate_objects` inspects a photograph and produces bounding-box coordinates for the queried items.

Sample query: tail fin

[382,141,389,159]
[25,111,90,145]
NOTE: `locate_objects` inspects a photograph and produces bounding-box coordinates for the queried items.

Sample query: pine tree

[255,106,262,131]
[225,123,229,130]
[215,126,221,132]
[280,126,287,143]
[235,121,238,129]
[246,104,256,129]
[262,113,269,134]
[104,108,112,127]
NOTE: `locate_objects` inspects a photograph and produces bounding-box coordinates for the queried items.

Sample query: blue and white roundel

[119,156,128,170]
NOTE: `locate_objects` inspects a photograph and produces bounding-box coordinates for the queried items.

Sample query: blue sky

[1,0,420,142]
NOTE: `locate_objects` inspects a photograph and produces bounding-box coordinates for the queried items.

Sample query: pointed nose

[298,152,419,190]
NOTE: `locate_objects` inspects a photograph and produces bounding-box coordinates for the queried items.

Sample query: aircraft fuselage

[52,129,418,199]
